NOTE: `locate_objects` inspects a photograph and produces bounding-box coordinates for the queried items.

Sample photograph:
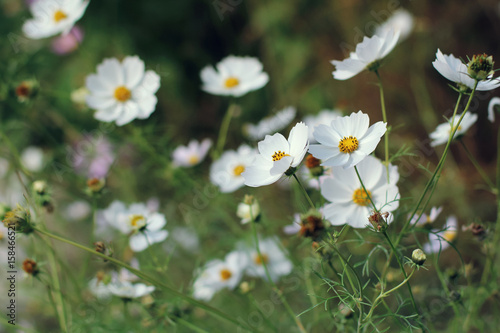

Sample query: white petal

[123,56,145,89]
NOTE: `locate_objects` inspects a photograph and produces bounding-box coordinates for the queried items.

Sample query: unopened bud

[15,79,38,103]
[237,195,260,224]
[2,204,33,234]
[86,178,105,194]
[412,249,426,266]
[305,154,324,177]
[23,258,39,276]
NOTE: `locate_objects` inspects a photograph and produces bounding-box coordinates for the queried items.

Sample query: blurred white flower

[283,213,302,235]
[374,9,414,42]
[243,122,309,187]
[244,106,296,141]
[309,111,386,169]
[193,251,248,301]
[303,109,343,142]
[432,49,500,91]
[86,56,160,126]
[170,227,200,253]
[172,139,212,167]
[210,145,257,193]
[331,30,400,80]
[429,112,477,147]
[236,197,260,224]
[64,200,91,221]
[488,97,500,122]
[411,206,443,227]
[242,238,292,282]
[101,201,168,252]
[20,146,44,172]
[88,276,112,299]
[23,0,89,39]
[201,56,269,97]
[423,216,458,254]
[320,156,399,228]
[108,282,155,299]
[70,86,89,105]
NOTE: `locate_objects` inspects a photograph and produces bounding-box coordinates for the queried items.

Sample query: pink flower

[51,26,84,55]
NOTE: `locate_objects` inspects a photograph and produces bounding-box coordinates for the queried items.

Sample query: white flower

[488,97,500,122]
[429,112,477,147]
[192,251,248,301]
[283,213,302,235]
[241,238,292,282]
[170,227,199,253]
[331,30,400,80]
[210,145,257,193]
[411,206,443,227]
[423,216,458,254]
[244,106,296,141]
[108,282,155,299]
[70,86,89,105]
[23,0,89,39]
[320,156,399,228]
[64,200,91,221]
[20,146,44,172]
[374,9,414,42]
[101,201,168,252]
[172,139,212,167]
[236,199,260,224]
[303,109,343,142]
[200,56,269,97]
[88,277,113,299]
[86,56,160,126]
[432,49,500,91]
[242,122,309,187]
[308,111,387,169]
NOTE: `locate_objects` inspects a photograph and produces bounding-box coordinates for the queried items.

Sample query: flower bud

[299,210,325,239]
[368,211,389,232]
[15,79,38,103]
[86,178,106,195]
[305,154,324,177]
[411,249,426,266]
[22,258,39,276]
[237,195,260,224]
[2,204,33,234]
[467,54,494,81]
[32,180,54,213]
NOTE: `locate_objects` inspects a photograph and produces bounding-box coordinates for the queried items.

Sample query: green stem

[292,174,316,210]
[33,227,254,332]
[375,70,390,175]
[213,103,236,159]
[330,245,363,303]
[459,140,496,191]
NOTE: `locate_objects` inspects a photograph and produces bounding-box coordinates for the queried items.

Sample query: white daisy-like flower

[320,155,399,228]
[244,106,296,141]
[411,206,443,227]
[172,139,212,167]
[423,216,458,254]
[20,146,45,172]
[303,109,343,142]
[85,56,160,126]
[283,213,302,235]
[210,145,257,193]
[23,0,89,39]
[236,199,261,224]
[308,111,387,169]
[108,282,155,299]
[242,122,309,187]
[331,29,400,80]
[242,238,292,282]
[374,9,414,42]
[488,97,500,122]
[429,112,477,147]
[88,276,113,299]
[101,201,168,252]
[432,49,500,91]
[200,56,269,97]
[192,251,248,301]
[64,200,91,221]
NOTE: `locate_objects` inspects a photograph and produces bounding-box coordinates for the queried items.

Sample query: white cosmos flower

[241,238,292,282]
[210,145,257,193]
[303,109,343,142]
[201,56,269,97]
[331,29,400,80]
[423,216,458,254]
[108,282,155,299]
[244,106,296,140]
[85,56,160,126]
[488,97,500,122]
[23,0,89,39]
[20,146,45,172]
[320,155,400,228]
[172,139,212,167]
[236,200,261,224]
[309,111,386,169]
[432,49,500,91]
[192,251,248,301]
[101,201,168,252]
[374,9,414,42]
[411,206,443,227]
[242,122,309,187]
[429,112,477,147]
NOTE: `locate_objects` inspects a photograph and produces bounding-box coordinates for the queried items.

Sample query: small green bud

[412,249,427,266]
[2,204,33,234]
[467,54,495,81]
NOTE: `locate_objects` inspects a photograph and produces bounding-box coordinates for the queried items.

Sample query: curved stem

[292,174,316,210]
[213,103,236,159]
[375,71,390,175]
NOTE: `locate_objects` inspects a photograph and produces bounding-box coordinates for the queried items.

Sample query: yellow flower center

[54,10,68,22]
[189,155,200,165]
[220,269,232,281]
[272,151,290,161]
[114,86,132,102]
[442,230,457,242]
[254,253,269,265]
[352,188,372,206]
[233,165,245,176]
[224,77,239,88]
[338,136,359,154]
[129,214,146,229]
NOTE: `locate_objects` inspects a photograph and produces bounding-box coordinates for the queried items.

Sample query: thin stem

[213,103,236,159]
[459,140,496,191]
[375,70,390,174]
[292,174,316,210]
[33,227,254,332]
[330,245,363,302]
